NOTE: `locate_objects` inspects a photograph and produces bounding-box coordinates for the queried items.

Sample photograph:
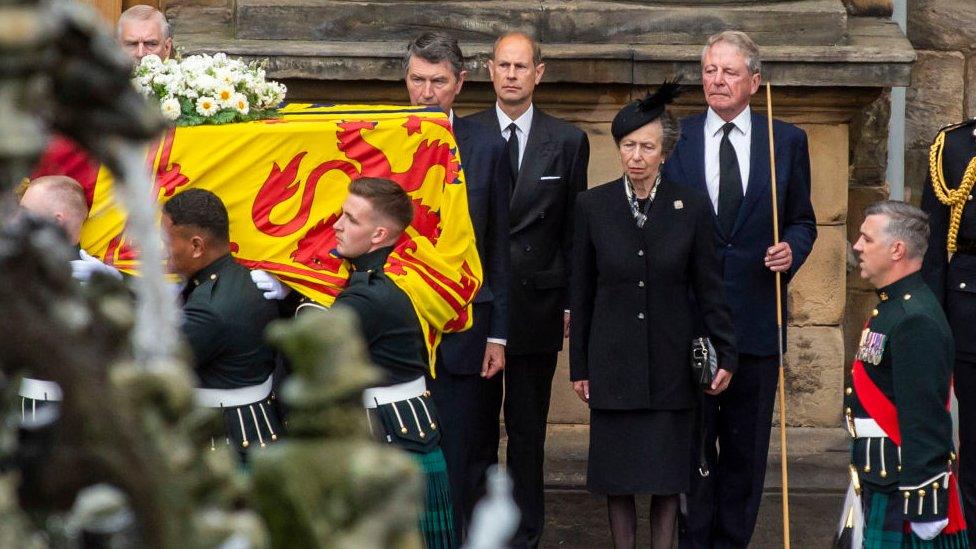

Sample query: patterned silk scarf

[624,173,661,229]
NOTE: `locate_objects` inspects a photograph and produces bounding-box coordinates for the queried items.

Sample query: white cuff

[910,519,948,540]
[486,338,507,346]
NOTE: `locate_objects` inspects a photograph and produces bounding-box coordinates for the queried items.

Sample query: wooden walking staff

[765,81,791,549]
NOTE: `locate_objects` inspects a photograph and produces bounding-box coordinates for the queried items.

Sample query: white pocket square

[674,200,684,210]
[540,175,562,180]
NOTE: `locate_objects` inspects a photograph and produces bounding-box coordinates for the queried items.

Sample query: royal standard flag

[79,104,483,375]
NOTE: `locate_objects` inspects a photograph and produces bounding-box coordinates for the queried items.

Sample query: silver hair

[117,5,171,40]
[864,200,930,260]
[404,32,465,78]
[701,30,761,75]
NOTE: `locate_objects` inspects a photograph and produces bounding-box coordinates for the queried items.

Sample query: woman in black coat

[570,84,737,548]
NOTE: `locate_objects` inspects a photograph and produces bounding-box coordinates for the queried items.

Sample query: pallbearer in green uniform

[321,177,457,549]
[840,200,968,547]
[162,189,284,459]
[17,176,123,422]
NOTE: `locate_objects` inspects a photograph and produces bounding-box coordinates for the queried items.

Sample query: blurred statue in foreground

[0,0,515,546]
[254,310,424,548]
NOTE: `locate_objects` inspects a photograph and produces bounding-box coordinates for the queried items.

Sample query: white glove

[910,519,948,540]
[250,269,290,300]
[71,250,123,284]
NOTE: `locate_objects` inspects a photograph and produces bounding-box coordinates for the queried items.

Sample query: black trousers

[680,354,779,549]
[504,352,559,549]
[956,357,976,545]
[430,365,503,539]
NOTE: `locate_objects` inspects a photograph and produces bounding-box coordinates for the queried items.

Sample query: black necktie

[506,122,520,184]
[718,122,743,236]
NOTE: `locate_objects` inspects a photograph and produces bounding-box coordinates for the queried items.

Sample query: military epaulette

[934,117,976,137]
[185,273,218,302]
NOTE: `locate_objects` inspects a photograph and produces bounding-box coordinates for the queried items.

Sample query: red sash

[851,321,967,532]
[852,358,902,445]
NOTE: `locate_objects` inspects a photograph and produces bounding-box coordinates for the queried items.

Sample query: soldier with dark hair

[162,188,283,458]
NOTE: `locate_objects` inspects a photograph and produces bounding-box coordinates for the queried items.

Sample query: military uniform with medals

[922,118,976,543]
[181,254,283,456]
[841,271,968,546]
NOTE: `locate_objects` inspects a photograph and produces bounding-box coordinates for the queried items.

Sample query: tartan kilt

[410,448,458,549]
[863,487,970,548]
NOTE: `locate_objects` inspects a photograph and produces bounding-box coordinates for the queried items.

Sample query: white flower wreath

[133,53,286,126]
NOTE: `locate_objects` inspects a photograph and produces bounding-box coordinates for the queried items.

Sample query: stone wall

[529,89,865,428]
[163,0,914,428]
[905,0,976,203]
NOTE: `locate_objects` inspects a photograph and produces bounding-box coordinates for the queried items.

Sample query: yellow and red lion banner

[77,104,482,374]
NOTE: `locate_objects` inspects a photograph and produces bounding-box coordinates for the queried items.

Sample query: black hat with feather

[610,79,682,142]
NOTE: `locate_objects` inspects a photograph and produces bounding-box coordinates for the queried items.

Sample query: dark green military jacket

[846,271,956,521]
[181,254,280,389]
[334,246,429,385]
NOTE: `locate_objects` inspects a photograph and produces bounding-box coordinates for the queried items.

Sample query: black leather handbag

[691,336,718,477]
[691,336,718,388]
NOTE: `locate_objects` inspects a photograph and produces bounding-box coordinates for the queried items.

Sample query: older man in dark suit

[404,32,511,540]
[662,31,817,548]
[467,31,589,549]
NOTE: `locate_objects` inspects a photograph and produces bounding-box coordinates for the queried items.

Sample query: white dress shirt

[496,103,534,170]
[703,106,752,214]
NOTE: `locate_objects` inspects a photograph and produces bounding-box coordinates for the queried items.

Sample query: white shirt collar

[705,105,752,137]
[496,103,534,137]
[448,109,455,125]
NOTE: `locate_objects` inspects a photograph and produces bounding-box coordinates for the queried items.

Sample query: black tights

[607,494,679,549]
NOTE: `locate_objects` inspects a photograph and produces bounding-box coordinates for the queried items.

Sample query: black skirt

[586,408,692,495]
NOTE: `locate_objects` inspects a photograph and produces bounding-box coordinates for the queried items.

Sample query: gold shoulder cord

[929,130,976,253]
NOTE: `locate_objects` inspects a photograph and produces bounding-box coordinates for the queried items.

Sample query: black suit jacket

[467,107,590,355]
[921,119,976,362]
[662,111,817,356]
[570,178,737,410]
[437,116,511,375]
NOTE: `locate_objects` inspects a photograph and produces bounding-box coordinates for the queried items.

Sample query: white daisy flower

[216,85,236,107]
[195,96,219,117]
[231,93,249,115]
[161,97,182,120]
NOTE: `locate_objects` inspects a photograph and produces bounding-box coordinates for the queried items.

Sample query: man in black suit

[404,32,511,539]
[467,32,589,549]
[920,118,976,545]
[662,31,817,548]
